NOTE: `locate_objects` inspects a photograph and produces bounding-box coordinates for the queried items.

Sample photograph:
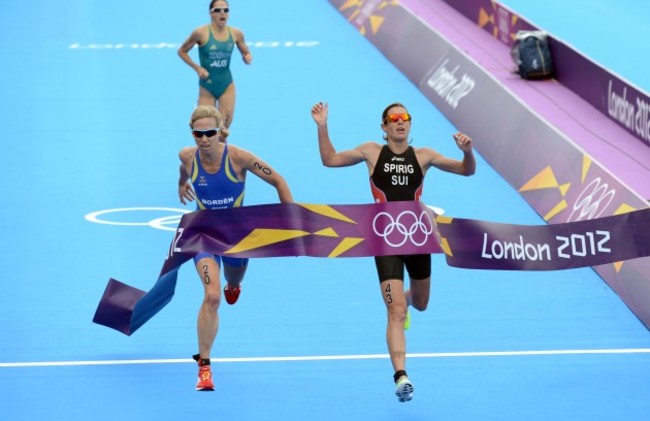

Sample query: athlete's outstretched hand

[452,132,473,152]
[179,182,196,205]
[311,102,328,126]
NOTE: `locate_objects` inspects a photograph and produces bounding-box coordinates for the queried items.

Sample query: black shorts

[374,254,431,283]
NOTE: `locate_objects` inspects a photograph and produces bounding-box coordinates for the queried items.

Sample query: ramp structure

[328,0,650,329]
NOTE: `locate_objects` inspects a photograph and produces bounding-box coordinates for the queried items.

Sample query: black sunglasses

[192,128,220,138]
[210,7,229,13]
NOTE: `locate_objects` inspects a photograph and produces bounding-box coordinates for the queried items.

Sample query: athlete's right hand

[218,127,230,143]
[179,182,196,205]
[197,67,209,80]
[311,102,328,125]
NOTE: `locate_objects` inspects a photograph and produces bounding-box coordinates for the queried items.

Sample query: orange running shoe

[196,365,214,391]
[224,285,241,305]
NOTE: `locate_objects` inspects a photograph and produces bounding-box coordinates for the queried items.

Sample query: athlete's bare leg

[380,278,408,372]
[217,83,236,128]
[406,277,430,311]
[195,257,222,360]
[198,85,217,108]
[223,263,247,290]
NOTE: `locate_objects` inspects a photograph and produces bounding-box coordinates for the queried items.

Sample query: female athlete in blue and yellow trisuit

[178,105,293,391]
[178,0,252,128]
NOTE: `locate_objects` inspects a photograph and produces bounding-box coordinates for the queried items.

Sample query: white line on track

[2,348,650,368]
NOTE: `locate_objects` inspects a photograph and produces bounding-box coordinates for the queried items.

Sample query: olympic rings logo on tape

[372,210,434,248]
[568,178,616,222]
[84,207,191,232]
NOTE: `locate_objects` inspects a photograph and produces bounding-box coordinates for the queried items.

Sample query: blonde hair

[189,105,223,128]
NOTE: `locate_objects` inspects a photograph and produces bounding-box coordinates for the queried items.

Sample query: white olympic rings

[84,207,191,232]
[372,210,434,248]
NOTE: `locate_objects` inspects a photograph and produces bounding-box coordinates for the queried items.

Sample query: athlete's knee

[409,277,430,311]
[411,297,429,312]
[387,302,408,323]
[409,290,429,311]
[223,112,233,127]
[224,265,246,284]
[203,290,221,310]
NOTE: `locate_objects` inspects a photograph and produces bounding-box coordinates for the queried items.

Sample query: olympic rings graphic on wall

[372,210,434,248]
[84,207,191,232]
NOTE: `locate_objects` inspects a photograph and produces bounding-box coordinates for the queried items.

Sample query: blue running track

[1,1,649,420]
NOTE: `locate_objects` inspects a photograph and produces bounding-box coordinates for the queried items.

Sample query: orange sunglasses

[385,113,412,123]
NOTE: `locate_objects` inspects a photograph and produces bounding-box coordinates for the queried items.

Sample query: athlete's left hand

[311,102,328,126]
[453,132,473,152]
[243,53,253,65]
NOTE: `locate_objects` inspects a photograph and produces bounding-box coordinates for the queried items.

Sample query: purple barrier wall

[440,0,650,149]
[327,0,650,329]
